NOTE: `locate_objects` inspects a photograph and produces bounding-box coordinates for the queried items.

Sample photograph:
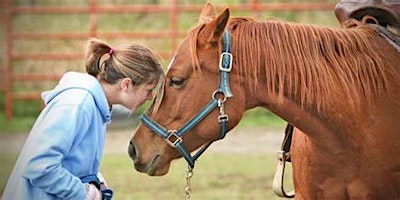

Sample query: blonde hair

[85,38,164,87]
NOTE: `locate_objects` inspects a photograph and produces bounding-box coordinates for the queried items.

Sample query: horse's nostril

[128,142,137,161]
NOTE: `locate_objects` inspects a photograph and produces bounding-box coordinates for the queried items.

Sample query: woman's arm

[22,104,91,199]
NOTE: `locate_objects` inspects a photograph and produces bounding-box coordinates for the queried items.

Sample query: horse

[129,3,400,199]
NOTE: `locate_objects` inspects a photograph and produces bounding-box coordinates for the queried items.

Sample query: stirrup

[272,150,295,198]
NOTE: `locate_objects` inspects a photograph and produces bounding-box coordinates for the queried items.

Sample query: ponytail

[85,38,112,77]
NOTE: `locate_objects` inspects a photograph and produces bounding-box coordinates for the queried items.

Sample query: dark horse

[129,3,400,199]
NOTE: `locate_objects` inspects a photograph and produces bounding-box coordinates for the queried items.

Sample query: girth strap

[272,123,295,198]
[282,124,294,162]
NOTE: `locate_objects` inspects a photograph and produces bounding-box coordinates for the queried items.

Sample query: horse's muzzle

[128,141,162,176]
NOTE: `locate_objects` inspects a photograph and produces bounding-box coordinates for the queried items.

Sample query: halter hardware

[219,52,233,72]
[165,130,183,148]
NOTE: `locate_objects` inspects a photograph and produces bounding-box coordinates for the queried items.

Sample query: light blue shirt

[2,72,111,200]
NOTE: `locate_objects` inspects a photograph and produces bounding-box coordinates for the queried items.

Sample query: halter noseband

[141,30,233,169]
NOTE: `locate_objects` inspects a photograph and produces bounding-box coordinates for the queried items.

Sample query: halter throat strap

[141,30,233,169]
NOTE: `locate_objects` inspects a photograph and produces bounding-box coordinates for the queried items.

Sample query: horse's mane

[190,17,395,111]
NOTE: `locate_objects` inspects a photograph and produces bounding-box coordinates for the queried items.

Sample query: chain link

[218,99,225,115]
[185,165,193,199]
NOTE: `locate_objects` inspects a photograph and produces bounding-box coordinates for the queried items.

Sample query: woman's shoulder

[42,72,104,108]
[53,88,97,108]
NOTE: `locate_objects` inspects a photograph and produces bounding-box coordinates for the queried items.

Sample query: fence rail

[2,0,336,119]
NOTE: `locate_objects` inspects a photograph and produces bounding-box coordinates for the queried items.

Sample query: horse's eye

[169,76,186,88]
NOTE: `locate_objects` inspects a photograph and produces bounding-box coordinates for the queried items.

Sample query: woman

[2,38,164,199]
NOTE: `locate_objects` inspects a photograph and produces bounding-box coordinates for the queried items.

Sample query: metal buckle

[219,52,233,72]
[165,130,183,147]
[218,114,229,123]
[212,90,227,103]
[277,150,291,162]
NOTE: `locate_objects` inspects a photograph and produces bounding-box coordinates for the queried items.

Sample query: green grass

[1,153,294,199]
[101,153,293,200]
[0,93,41,133]
[238,108,286,128]
[0,113,36,133]
[0,154,18,195]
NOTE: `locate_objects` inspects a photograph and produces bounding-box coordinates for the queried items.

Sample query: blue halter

[141,30,233,169]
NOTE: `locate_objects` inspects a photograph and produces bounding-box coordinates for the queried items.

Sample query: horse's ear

[199,8,230,44]
[199,2,216,24]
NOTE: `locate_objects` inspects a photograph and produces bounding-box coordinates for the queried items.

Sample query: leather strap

[272,124,295,198]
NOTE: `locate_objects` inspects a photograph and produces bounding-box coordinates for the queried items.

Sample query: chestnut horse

[129,3,400,199]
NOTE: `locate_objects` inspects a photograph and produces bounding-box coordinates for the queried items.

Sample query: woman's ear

[120,78,132,92]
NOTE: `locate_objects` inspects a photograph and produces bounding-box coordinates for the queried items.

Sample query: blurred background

[0,0,339,199]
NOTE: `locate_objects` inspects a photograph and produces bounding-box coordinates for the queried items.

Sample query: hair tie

[108,48,114,55]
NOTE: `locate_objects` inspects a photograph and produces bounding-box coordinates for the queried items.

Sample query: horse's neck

[249,71,360,141]
[254,89,357,152]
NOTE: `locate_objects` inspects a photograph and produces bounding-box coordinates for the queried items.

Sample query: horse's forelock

[189,24,206,77]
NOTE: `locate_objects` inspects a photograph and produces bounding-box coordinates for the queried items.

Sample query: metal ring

[212,90,227,103]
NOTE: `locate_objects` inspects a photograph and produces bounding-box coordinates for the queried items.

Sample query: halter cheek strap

[219,30,233,98]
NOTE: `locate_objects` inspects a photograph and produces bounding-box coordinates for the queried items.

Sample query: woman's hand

[97,172,108,190]
[85,183,102,200]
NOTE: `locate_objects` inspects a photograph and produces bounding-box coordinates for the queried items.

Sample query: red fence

[2,0,336,119]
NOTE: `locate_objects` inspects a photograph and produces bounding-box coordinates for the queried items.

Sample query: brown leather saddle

[335,0,400,51]
[334,0,400,30]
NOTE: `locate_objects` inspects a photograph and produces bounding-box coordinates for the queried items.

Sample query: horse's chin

[133,155,170,176]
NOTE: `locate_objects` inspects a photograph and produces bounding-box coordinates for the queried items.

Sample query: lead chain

[185,165,193,199]
[218,99,225,115]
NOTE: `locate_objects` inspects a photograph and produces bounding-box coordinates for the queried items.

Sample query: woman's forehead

[145,82,157,89]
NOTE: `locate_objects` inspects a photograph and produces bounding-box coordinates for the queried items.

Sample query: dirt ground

[0,126,285,155]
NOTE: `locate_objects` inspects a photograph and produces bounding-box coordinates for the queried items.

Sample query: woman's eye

[169,76,185,88]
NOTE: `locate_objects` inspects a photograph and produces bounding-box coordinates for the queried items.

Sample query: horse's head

[129,3,247,176]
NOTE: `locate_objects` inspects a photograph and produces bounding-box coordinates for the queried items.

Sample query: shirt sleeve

[22,104,91,199]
